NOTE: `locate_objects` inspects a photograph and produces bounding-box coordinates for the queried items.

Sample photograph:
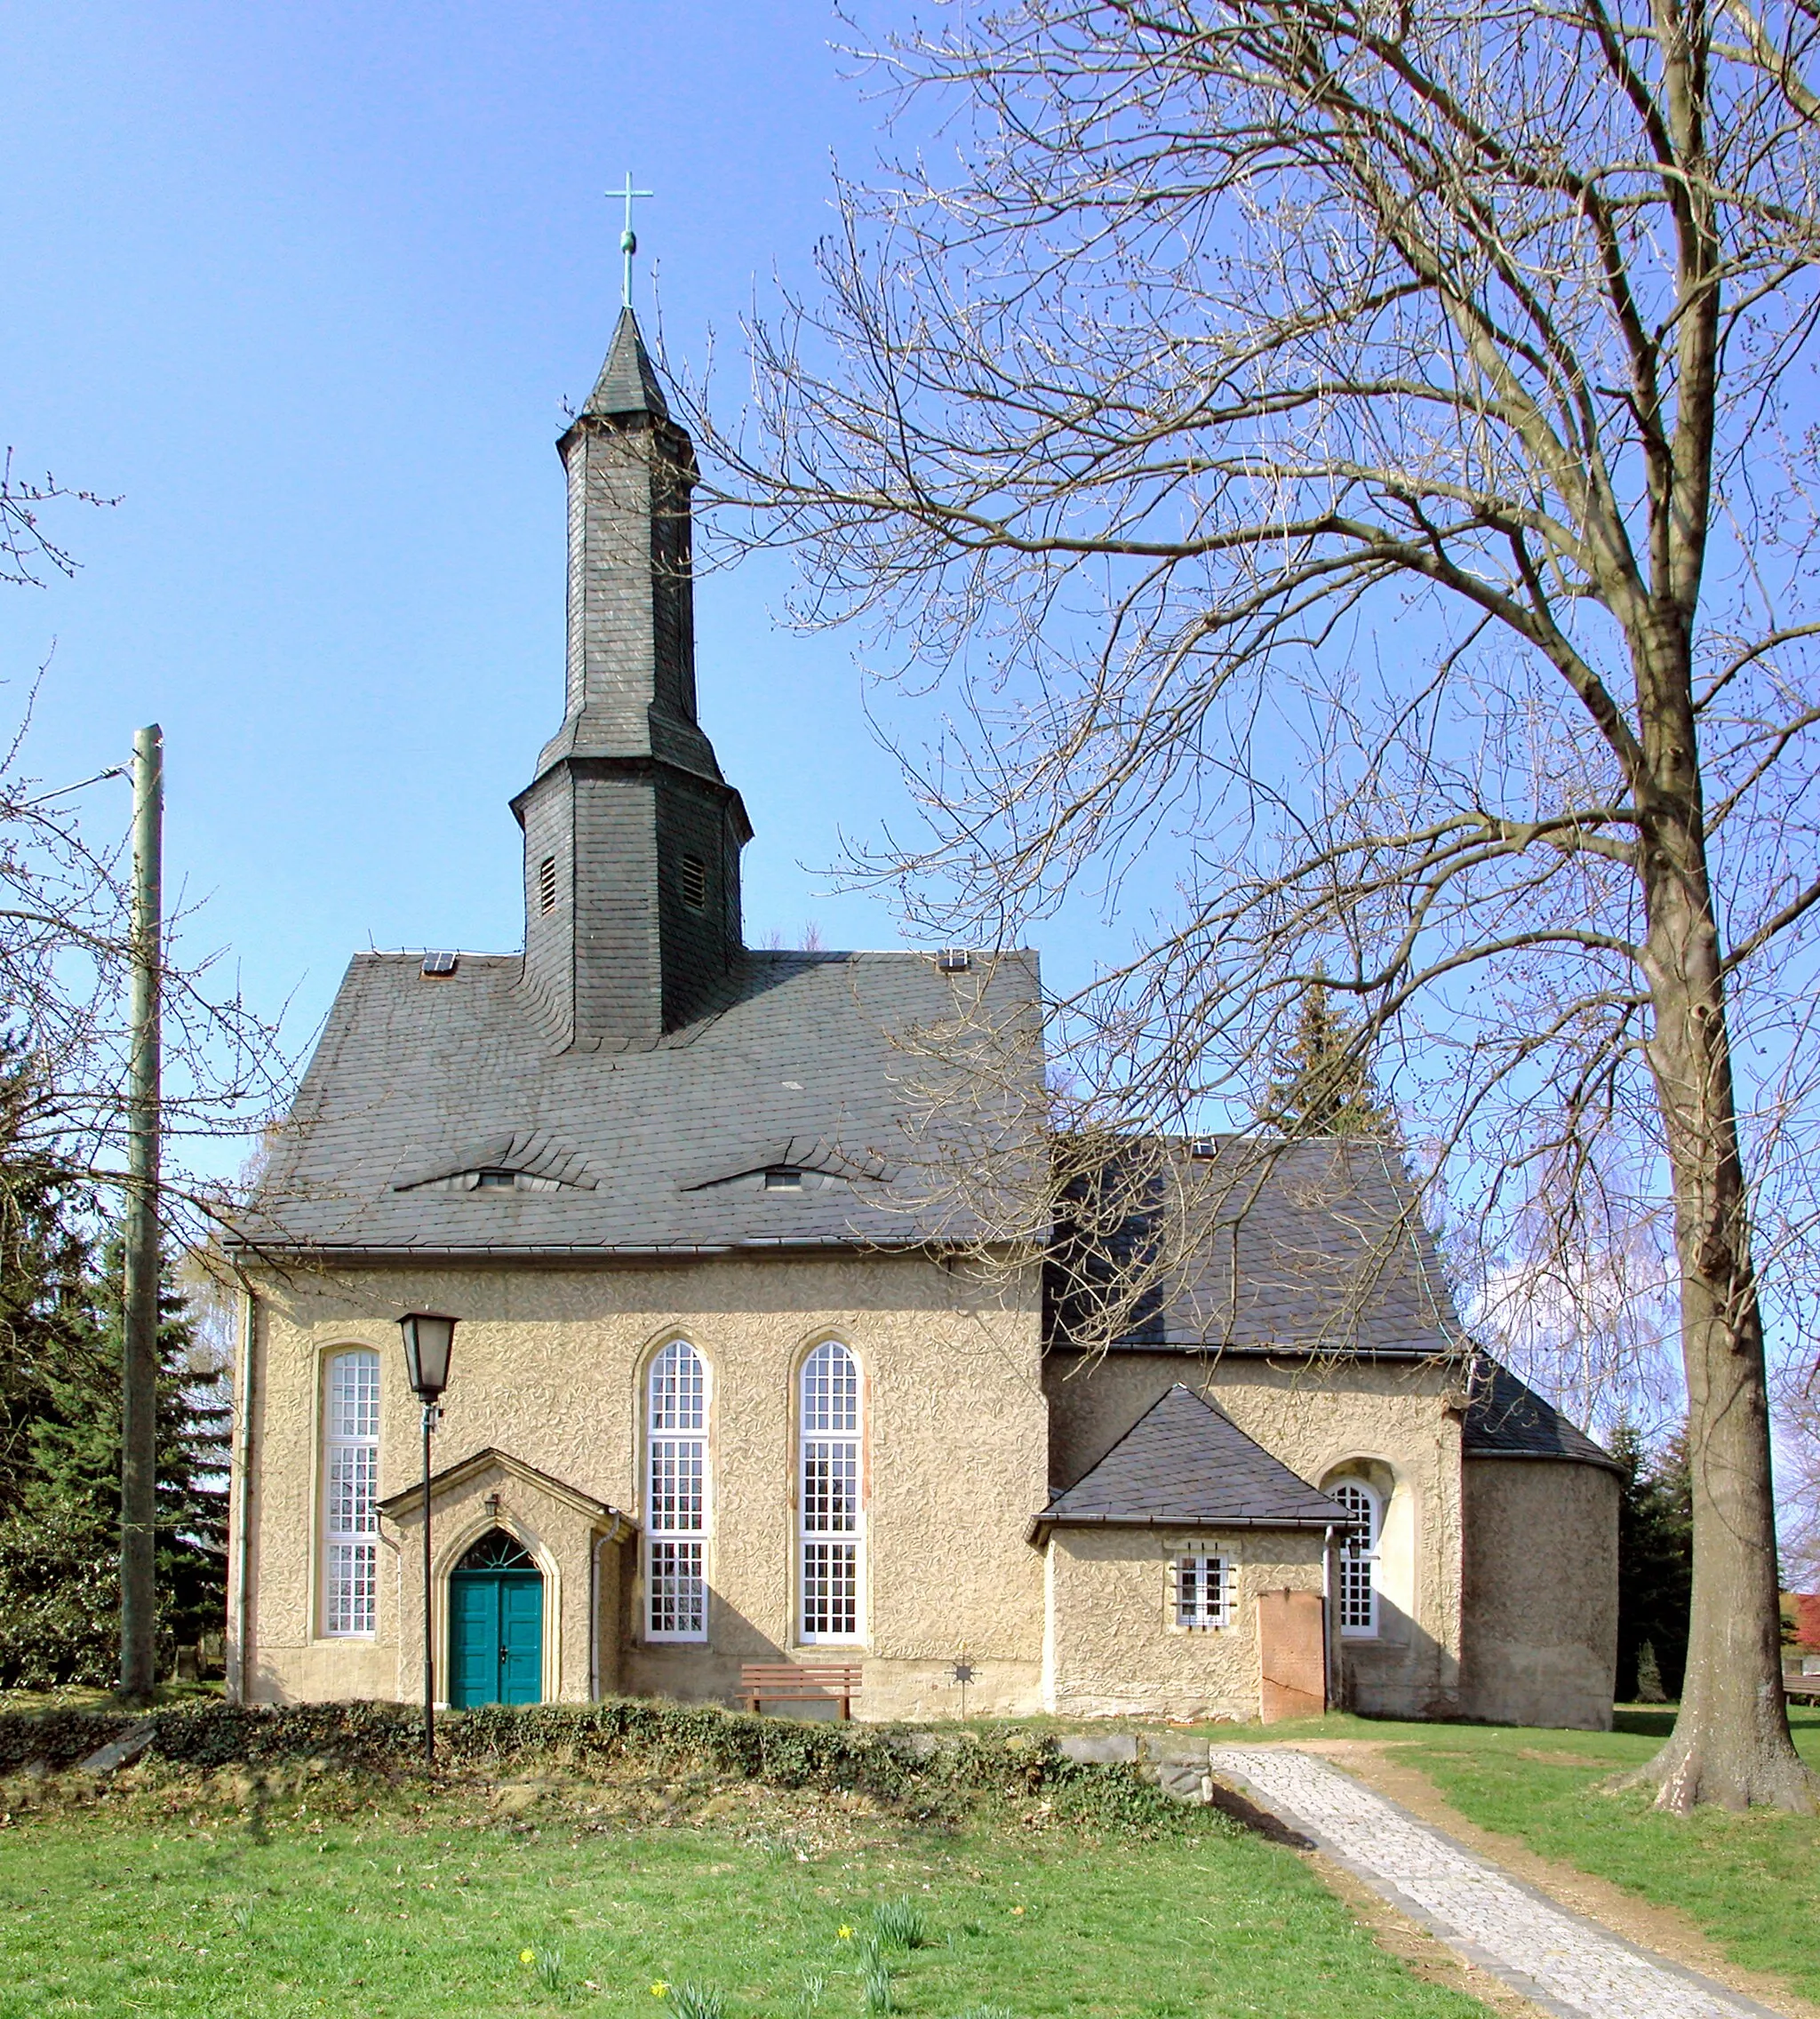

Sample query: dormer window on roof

[475,1169,516,1189]
[764,1167,804,1190]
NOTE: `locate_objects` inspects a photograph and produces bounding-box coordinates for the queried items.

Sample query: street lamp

[398,1312,457,1766]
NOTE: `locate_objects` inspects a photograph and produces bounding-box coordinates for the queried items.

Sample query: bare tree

[684,0,1820,1808]
[0,466,286,1261]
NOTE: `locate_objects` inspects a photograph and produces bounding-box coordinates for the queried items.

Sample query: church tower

[512,308,751,1049]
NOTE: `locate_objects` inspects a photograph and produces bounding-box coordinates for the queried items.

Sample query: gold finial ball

[620,227,637,255]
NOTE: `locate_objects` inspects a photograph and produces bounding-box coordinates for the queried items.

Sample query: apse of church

[227,304,1620,1731]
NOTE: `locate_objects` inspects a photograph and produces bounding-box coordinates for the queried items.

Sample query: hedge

[0,1698,1169,1820]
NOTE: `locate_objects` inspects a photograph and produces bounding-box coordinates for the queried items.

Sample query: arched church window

[1331,1479,1381,1636]
[799,1341,863,1643]
[458,1530,537,1571]
[323,1348,380,1637]
[645,1340,708,1641]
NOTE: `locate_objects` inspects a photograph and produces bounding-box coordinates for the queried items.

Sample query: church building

[227,307,1621,1731]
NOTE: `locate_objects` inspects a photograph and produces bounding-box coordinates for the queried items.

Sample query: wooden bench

[740,1662,864,1720]
[1786,1665,1820,1704]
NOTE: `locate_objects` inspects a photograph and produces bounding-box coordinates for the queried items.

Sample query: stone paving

[1207,1744,1782,2019]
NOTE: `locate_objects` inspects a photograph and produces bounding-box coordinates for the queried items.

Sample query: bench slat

[738,1661,864,1720]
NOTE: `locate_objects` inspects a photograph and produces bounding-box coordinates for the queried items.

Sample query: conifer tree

[1261,979,1396,1139]
[0,1065,228,1686]
[1613,1417,1694,1703]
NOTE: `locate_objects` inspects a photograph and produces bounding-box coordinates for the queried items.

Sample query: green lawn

[1195,1702,1820,2005]
[0,1779,1492,2019]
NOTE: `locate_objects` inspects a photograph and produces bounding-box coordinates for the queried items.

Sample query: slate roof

[583,307,669,419]
[1462,1354,1621,1471]
[234,947,1042,1257]
[1033,1383,1350,1536]
[1046,1135,1465,1358]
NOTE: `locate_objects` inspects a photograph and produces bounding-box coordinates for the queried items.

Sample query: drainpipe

[1322,1524,1336,1712]
[228,1287,257,1704]
[588,1536,600,1703]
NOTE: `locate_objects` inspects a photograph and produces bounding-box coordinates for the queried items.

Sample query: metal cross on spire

[612,172,654,307]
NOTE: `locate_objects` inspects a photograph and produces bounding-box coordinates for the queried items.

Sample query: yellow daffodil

[521,1949,537,1965]
[1011,1905,1026,1916]
[651,1982,670,1999]
[837,1925,853,1941]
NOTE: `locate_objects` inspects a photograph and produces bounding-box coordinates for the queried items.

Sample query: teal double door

[449,1559,543,1707]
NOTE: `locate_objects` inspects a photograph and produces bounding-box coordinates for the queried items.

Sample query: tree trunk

[1631,680,1813,1812]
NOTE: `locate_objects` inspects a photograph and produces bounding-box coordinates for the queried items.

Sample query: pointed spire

[582,307,669,420]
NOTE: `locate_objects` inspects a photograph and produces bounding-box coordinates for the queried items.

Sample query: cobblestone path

[1208,1744,1782,2019]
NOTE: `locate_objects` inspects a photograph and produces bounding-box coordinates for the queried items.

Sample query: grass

[1181,1700,1820,2005]
[1371,1703,1820,2002]
[0,1764,1494,2019]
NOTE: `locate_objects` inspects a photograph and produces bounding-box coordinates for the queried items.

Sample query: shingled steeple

[512,307,751,1049]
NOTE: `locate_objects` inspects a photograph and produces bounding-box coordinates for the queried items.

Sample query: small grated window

[680,853,707,910]
[764,1167,804,1191]
[475,1169,515,1190]
[538,855,557,915]
[1175,1554,1232,1630]
[421,950,458,978]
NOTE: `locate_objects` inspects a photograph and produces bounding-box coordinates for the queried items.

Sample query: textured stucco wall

[232,1251,1046,1720]
[1459,1457,1618,1730]
[1044,1527,1328,1720]
[1045,1351,1466,1717]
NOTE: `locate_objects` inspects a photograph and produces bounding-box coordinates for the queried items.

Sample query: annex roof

[1032,1382,1350,1538]
[1462,1355,1621,1471]
[234,946,1041,1258]
[1046,1135,1465,1359]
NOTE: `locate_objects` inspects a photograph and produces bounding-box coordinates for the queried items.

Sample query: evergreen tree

[1613,1416,1694,1703]
[1262,978,1396,1138]
[0,1068,228,1686]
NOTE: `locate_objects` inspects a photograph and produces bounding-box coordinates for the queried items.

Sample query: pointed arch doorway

[449,1530,544,1706]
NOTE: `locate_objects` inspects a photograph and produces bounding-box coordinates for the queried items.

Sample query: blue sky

[0,0,931,1151]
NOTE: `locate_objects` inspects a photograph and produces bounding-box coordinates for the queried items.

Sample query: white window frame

[645,1340,709,1642]
[1174,1553,1233,1630]
[322,1348,380,1638]
[1332,1479,1381,1637]
[798,1341,864,1644]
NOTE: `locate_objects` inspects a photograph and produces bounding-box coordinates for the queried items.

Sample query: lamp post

[398,1312,456,1767]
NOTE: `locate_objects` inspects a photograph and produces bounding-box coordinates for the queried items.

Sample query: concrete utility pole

[118,723,163,1703]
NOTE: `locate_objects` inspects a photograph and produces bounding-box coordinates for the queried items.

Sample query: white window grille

[646,1340,708,1640]
[1175,1554,1232,1630]
[799,1341,862,1642]
[1332,1479,1381,1636]
[323,1349,380,1636]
